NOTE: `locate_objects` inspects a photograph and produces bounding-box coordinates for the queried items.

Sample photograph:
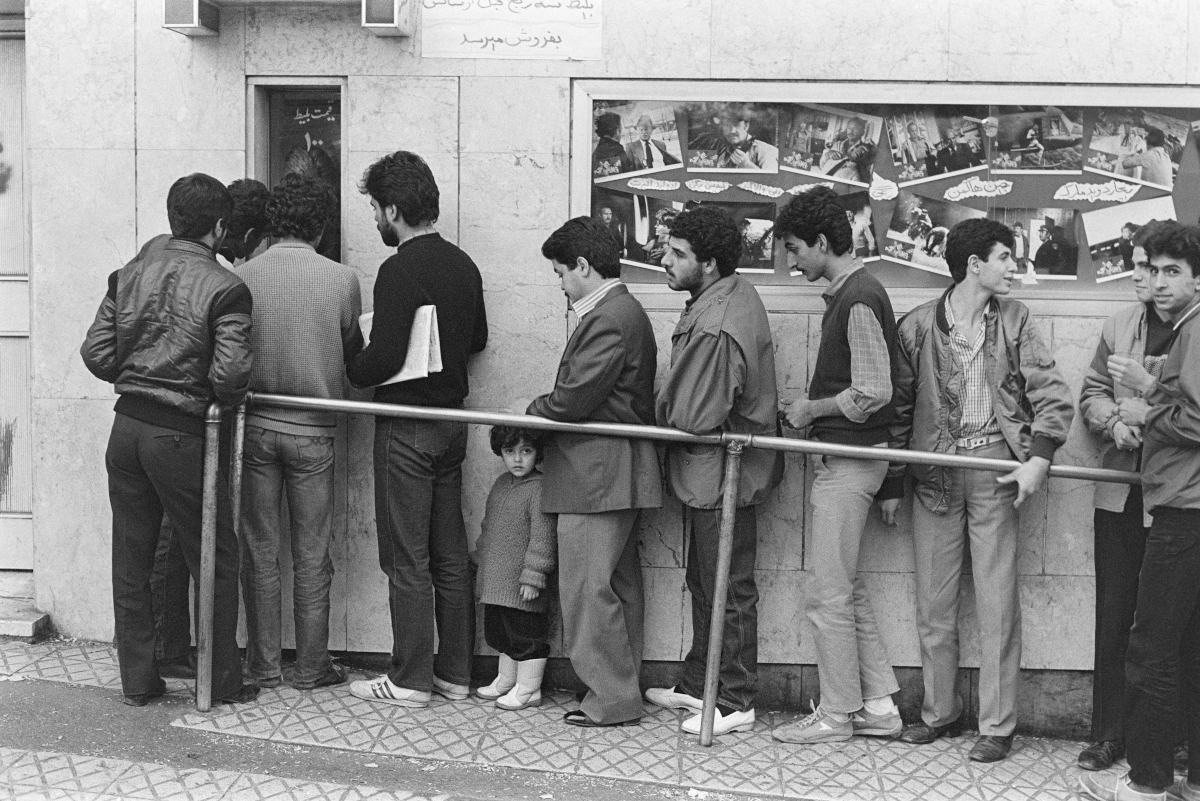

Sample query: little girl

[474,426,557,710]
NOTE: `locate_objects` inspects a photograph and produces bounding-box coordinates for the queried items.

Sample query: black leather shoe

[159,653,197,680]
[123,679,167,707]
[899,719,963,744]
[213,684,260,705]
[1078,740,1123,771]
[969,734,1015,763]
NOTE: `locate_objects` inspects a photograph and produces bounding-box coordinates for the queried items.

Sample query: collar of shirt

[572,279,621,319]
[944,293,988,352]
[821,269,854,304]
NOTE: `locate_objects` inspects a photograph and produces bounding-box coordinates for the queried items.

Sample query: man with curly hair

[237,173,364,691]
[771,186,904,745]
[644,205,783,736]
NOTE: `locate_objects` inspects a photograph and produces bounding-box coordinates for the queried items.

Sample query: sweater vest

[809,269,898,446]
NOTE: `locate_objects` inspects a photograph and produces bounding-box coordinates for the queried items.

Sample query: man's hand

[1107,355,1156,394]
[727,148,753,168]
[996,455,1051,508]
[518,584,540,602]
[785,398,818,430]
[1111,421,1143,451]
[879,498,902,526]
[1117,397,1150,428]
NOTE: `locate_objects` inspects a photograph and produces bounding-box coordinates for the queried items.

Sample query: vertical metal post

[698,439,745,746]
[196,402,222,712]
[230,403,246,540]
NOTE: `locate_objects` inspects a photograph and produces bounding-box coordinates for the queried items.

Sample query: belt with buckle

[954,432,1005,449]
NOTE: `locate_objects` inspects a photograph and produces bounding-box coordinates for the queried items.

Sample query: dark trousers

[483,604,550,661]
[151,517,193,661]
[677,505,758,712]
[373,418,474,691]
[1125,506,1200,790]
[106,413,243,698]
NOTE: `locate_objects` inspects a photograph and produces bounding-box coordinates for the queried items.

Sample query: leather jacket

[81,238,253,419]
[886,286,1074,514]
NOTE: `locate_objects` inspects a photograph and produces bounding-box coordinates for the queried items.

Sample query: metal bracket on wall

[163,0,220,37]
[361,0,413,37]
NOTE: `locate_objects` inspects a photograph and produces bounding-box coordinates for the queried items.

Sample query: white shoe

[475,655,517,700]
[645,685,704,711]
[348,675,431,708]
[681,708,755,735]
[496,658,545,711]
[431,674,469,701]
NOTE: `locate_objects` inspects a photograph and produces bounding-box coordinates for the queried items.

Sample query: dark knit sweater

[809,268,898,445]
[346,233,488,407]
[475,471,557,613]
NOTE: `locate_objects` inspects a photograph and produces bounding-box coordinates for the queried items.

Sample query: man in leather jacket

[81,173,259,708]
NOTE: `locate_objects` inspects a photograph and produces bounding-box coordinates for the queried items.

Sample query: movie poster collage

[590,100,1200,289]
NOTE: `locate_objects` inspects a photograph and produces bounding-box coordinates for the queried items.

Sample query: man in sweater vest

[883,219,1073,763]
[770,187,904,746]
[646,206,783,736]
[237,174,363,691]
[347,152,488,709]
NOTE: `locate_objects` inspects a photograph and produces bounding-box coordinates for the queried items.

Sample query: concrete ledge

[0,598,51,642]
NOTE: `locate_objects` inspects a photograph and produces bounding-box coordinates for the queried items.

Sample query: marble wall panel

[643,567,687,662]
[29,148,137,401]
[709,0,950,81]
[756,569,809,664]
[459,152,570,234]
[1044,476,1096,577]
[1190,0,1200,85]
[640,496,686,570]
[135,0,246,151]
[25,0,136,150]
[245,5,370,77]
[31,399,117,640]
[1020,576,1093,671]
[347,77,458,157]
[770,313,810,395]
[459,78,570,157]
[134,149,246,249]
[756,455,806,571]
[947,0,1189,84]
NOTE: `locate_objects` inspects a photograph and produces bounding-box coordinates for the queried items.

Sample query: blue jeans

[374,418,474,691]
[240,425,336,686]
[1125,506,1200,790]
[677,505,758,712]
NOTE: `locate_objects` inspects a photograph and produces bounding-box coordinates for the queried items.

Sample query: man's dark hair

[1143,220,1200,276]
[773,186,853,256]
[596,112,621,139]
[267,174,336,244]
[225,179,270,243]
[541,216,622,279]
[945,218,1015,283]
[1131,219,1166,249]
[1146,127,1166,149]
[358,151,439,227]
[167,173,233,240]
[489,425,546,459]
[668,206,742,277]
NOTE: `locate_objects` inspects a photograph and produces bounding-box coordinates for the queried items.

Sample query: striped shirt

[572,279,622,319]
[823,271,892,423]
[944,294,1000,439]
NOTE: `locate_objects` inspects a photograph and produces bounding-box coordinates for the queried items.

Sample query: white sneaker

[681,708,755,735]
[645,685,704,711]
[348,675,431,708]
[431,675,469,701]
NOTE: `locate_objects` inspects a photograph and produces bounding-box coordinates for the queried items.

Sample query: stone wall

[25,0,1189,676]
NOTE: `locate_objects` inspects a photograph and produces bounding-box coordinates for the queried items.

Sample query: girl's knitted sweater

[475,471,557,613]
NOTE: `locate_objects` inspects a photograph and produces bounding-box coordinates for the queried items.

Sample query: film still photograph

[884,106,989,185]
[591,100,683,182]
[685,102,780,173]
[679,199,776,272]
[991,207,1080,281]
[615,194,688,271]
[778,104,882,187]
[1085,107,1194,191]
[591,186,642,262]
[883,190,986,275]
[990,106,1085,173]
[1081,195,1177,283]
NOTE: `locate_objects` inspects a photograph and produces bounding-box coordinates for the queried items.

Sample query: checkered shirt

[944,295,1000,439]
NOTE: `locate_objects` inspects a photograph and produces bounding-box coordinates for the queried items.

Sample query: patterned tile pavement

[2,638,1126,800]
[0,747,449,801]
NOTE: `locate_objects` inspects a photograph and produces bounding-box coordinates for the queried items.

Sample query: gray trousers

[806,453,899,714]
[558,509,644,724]
[911,440,1022,737]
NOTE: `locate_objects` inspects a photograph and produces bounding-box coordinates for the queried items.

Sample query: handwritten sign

[421,0,602,61]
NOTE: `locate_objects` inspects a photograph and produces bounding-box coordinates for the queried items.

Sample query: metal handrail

[196,392,1139,739]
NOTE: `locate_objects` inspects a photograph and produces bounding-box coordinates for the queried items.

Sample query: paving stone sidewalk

[1,638,1114,800]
